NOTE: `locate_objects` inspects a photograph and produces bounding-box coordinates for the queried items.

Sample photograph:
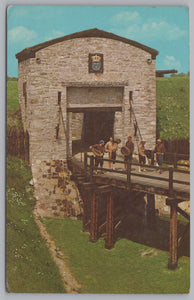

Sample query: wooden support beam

[114,220,122,231]
[167,198,178,269]
[105,191,114,249]
[90,189,99,242]
[81,182,94,232]
[177,206,190,221]
[98,221,107,234]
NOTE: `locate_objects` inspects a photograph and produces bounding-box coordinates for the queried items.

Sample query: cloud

[8,26,37,44]
[108,13,187,42]
[109,11,141,25]
[164,56,181,70]
[142,21,187,40]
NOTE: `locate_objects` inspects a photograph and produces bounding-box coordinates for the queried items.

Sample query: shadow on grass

[114,212,190,258]
[95,191,190,258]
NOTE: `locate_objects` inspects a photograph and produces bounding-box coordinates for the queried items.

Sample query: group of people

[89,136,165,174]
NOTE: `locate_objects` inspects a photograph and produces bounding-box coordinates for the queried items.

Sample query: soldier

[124,136,134,170]
[138,139,147,172]
[89,140,105,174]
[105,136,118,170]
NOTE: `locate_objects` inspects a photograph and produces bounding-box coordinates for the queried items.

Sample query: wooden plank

[177,206,190,221]
[90,189,99,242]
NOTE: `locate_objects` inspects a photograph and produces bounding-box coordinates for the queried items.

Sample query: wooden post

[82,189,89,231]
[90,156,94,181]
[166,198,178,269]
[127,160,131,189]
[174,153,177,169]
[90,189,98,242]
[105,191,114,249]
[169,167,173,195]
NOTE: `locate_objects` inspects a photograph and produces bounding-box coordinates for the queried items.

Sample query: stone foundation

[31,159,83,218]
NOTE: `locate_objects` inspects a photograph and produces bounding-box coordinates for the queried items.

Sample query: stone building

[16,28,159,217]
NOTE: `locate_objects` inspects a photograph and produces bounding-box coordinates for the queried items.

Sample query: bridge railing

[84,153,190,195]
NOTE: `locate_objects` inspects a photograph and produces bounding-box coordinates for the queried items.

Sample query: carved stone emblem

[89,53,103,73]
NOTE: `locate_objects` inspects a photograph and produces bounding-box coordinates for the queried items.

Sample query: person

[138,139,146,172]
[105,136,118,170]
[89,140,105,174]
[153,139,165,174]
[124,136,134,170]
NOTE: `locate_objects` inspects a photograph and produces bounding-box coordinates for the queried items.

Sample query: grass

[156,75,189,140]
[7,78,20,112]
[6,156,66,293]
[7,78,23,130]
[43,217,190,294]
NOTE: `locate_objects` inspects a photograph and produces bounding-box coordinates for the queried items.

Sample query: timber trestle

[70,152,190,270]
[72,171,115,249]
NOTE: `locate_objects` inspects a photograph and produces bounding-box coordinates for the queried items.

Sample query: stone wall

[18,36,156,160]
[31,159,83,218]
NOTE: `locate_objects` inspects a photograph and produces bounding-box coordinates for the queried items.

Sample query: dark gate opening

[82,111,115,147]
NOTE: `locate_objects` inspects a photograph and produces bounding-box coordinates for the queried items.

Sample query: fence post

[174,153,177,169]
[166,198,178,269]
[127,161,131,189]
[169,167,173,194]
[90,155,94,180]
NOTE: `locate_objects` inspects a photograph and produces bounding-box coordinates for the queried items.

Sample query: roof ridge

[16,28,159,62]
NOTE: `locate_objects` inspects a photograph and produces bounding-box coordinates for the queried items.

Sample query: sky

[7,5,190,77]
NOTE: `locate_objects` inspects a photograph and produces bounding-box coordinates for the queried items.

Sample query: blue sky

[7,5,189,77]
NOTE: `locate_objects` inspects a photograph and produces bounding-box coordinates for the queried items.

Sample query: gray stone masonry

[17,34,157,217]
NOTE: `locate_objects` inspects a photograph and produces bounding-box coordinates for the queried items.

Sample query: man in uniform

[124,136,134,170]
[89,140,105,174]
[105,136,118,170]
[138,139,147,172]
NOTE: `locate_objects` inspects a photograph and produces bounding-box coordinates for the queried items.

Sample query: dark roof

[16,28,159,62]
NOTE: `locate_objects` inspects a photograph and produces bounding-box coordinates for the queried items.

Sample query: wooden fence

[163,139,190,155]
[6,128,29,163]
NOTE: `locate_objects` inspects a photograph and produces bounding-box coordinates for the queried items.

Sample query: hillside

[156,75,189,140]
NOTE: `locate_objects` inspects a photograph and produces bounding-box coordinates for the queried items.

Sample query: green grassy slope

[7,78,23,130]
[6,156,66,293]
[43,218,190,294]
[156,75,189,140]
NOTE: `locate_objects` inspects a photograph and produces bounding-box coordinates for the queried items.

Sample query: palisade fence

[163,139,190,155]
[6,128,29,163]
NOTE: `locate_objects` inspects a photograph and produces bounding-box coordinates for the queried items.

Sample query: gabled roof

[16,28,159,62]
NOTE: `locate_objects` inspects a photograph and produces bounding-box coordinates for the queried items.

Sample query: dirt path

[33,208,82,293]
